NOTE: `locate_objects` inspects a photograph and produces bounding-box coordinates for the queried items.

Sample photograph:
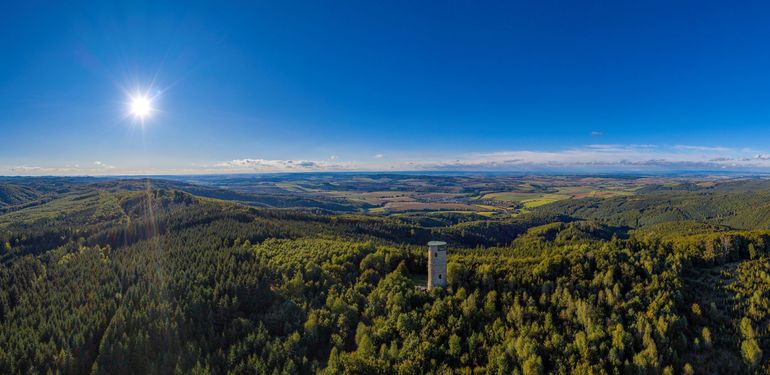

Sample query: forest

[1,175,770,374]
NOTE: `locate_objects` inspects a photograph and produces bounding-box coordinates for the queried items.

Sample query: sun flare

[129,94,153,120]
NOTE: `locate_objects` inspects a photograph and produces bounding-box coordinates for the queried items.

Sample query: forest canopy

[1,175,769,374]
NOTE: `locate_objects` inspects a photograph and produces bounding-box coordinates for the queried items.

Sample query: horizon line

[3,169,770,179]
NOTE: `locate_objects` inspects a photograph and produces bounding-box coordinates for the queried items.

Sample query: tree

[748,243,758,259]
[741,339,762,369]
[448,334,462,358]
[701,327,712,349]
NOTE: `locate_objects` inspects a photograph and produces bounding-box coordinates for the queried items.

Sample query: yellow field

[482,186,636,208]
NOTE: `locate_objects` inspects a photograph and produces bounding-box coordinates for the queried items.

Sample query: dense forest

[2,177,770,374]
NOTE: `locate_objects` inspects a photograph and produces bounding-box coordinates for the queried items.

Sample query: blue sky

[3,1,770,175]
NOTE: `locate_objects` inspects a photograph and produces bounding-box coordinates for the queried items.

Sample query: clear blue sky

[3,1,770,175]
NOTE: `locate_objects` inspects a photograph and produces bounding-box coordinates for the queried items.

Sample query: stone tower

[427,241,447,289]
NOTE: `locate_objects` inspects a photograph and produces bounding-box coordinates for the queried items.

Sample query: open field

[479,185,637,211]
[159,173,744,216]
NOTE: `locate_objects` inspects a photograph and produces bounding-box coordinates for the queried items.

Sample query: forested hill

[1,177,770,373]
[535,179,770,230]
[0,177,370,215]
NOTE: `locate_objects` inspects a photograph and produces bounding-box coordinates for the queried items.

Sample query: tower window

[438,274,442,279]
[434,252,437,257]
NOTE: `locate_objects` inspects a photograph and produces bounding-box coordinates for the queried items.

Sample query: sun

[129,94,153,120]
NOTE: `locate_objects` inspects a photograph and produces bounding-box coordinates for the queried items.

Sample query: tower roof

[427,241,447,246]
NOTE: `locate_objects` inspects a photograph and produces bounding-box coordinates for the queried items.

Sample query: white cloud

[1,161,117,176]
[672,145,732,152]
[5,144,770,176]
[94,161,115,169]
[4,165,105,176]
[211,158,357,172]
[7,166,44,173]
[208,144,770,172]
[335,144,767,172]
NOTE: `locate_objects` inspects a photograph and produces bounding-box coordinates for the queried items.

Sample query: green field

[482,186,636,208]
